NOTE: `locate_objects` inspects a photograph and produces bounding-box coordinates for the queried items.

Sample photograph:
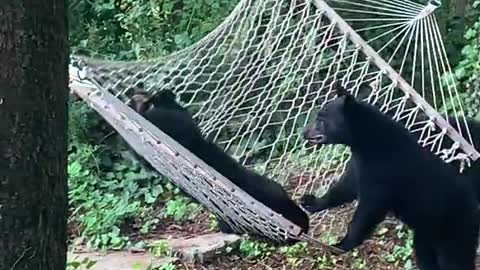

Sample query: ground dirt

[68,204,425,270]
[69,176,480,270]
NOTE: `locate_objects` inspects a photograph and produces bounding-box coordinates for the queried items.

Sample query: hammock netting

[69,0,480,242]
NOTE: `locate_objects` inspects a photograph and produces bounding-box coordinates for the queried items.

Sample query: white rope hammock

[69,0,479,241]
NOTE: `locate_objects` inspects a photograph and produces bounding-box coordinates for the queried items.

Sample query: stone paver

[167,232,240,263]
[68,233,241,269]
[68,251,174,270]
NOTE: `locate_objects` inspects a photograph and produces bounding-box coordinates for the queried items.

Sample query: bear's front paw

[300,194,326,213]
[332,238,354,253]
[328,242,347,255]
[332,242,346,251]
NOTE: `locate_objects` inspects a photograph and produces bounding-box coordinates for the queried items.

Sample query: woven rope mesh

[70,0,479,239]
[69,85,301,241]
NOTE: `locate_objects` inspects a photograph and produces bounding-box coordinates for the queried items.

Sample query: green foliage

[67,256,97,270]
[279,242,307,257]
[69,102,102,144]
[156,262,177,270]
[456,1,480,80]
[68,101,202,249]
[162,196,201,222]
[280,242,308,266]
[66,0,480,261]
[69,0,238,60]
[314,254,338,269]
[208,213,219,231]
[448,0,480,117]
[319,232,338,245]
[238,238,276,258]
[68,0,239,251]
[384,224,414,270]
[150,240,172,257]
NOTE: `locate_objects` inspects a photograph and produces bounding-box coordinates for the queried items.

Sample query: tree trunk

[452,0,468,17]
[0,1,69,270]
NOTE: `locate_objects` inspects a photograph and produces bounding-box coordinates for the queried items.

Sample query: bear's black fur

[127,90,204,171]
[301,117,480,214]
[128,90,310,238]
[302,86,479,270]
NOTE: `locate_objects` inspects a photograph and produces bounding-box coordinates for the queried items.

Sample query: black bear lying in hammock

[128,90,310,239]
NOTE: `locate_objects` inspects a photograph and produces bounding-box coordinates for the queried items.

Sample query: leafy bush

[447,0,480,118]
[384,224,414,270]
[67,0,239,250]
[238,238,276,258]
[162,196,202,222]
[66,0,480,253]
[69,0,238,60]
[68,101,203,249]
[67,256,97,270]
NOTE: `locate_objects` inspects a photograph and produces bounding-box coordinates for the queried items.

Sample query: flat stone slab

[166,232,241,263]
[68,233,241,269]
[68,251,174,270]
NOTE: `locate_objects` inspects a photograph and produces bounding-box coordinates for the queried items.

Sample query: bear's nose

[303,127,312,140]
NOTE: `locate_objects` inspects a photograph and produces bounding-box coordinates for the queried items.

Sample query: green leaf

[455,66,466,79]
[174,35,190,48]
[465,28,477,39]
[68,162,82,176]
[144,192,157,204]
[124,171,138,181]
[86,260,97,269]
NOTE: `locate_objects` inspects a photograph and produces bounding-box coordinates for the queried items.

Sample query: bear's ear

[152,90,177,105]
[333,83,357,110]
[336,85,349,97]
[334,84,354,100]
[129,91,153,113]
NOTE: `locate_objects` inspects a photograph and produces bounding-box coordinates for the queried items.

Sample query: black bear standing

[301,118,480,214]
[300,81,480,214]
[128,90,310,240]
[302,86,479,270]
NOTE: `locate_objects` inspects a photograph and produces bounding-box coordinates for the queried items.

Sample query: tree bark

[0,1,68,270]
[452,0,468,17]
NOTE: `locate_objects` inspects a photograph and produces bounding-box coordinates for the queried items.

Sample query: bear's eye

[317,111,327,118]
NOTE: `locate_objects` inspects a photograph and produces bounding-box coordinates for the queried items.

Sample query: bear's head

[303,84,355,146]
[129,90,204,148]
[129,90,181,114]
